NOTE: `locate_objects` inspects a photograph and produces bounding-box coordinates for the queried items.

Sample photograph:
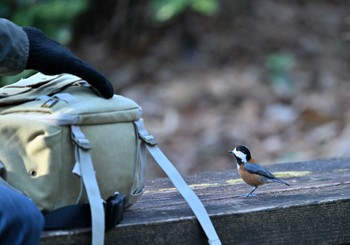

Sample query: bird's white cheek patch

[233,148,247,163]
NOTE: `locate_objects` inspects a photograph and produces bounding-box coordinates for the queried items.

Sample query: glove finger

[66,58,114,99]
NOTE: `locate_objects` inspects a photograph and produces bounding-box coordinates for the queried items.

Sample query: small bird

[228,145,290,197]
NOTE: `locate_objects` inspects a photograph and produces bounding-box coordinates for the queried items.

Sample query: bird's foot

[239,193,256,198]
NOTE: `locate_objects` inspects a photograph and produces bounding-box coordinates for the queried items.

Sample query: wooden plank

[41,158,350,244]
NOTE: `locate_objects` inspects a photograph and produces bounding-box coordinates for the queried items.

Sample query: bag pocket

[0,118,63,211]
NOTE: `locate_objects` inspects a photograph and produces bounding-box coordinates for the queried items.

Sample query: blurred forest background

[2,0,350,177]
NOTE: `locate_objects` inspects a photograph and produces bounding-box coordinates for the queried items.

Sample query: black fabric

[44,204,92,230]
[44,193,126,231]
[23,27,114,99]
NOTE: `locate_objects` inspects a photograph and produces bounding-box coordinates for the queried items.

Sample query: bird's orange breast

[238,164,264,187]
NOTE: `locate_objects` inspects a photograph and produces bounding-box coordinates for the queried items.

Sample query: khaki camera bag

[0,73,221,245]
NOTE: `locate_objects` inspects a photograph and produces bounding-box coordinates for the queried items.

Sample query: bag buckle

[134,119,158,146]
[105,192,126,230]
[71,126,92,150]
[73,138,91,150]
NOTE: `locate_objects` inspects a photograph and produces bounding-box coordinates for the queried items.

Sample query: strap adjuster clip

[134,119,158,146]
[105,192,126,230]
[71,126,92,150]
[73,138,91,150]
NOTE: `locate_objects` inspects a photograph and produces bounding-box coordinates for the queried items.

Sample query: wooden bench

[41,158,350,244]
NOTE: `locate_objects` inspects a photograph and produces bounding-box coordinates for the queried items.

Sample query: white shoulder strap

[71,125,105,245]
[134,119,222,245]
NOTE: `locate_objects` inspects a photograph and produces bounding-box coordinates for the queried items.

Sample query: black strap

[44,193,125,231]
[44,203,91,230]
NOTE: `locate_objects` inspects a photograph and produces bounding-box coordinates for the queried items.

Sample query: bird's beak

[228,150,233,154]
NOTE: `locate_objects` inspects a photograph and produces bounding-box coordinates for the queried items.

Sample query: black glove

[23,27,114,99]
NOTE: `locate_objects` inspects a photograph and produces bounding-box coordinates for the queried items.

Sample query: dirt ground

[75,1,350,177]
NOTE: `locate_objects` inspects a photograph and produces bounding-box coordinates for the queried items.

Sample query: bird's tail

[272,178,290,186]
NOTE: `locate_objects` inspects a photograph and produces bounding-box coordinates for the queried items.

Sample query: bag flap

[0,73,83,106]
[5,73,61,88]
[0,73,142,125]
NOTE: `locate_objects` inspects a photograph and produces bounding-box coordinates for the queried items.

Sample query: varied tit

[228,145,290,197]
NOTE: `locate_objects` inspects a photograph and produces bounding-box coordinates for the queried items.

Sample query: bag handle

[134,119,222,245]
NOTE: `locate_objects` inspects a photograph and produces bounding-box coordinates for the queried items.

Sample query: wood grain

[42,158,350,244]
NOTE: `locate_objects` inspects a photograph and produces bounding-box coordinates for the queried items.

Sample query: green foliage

[0,0,89,44]
[150,0,219,22]
[266,53,295,96]
[266,53,295,75]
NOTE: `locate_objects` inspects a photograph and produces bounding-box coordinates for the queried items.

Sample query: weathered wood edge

[41,158,350,244]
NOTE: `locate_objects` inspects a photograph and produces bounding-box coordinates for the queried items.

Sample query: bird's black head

[228,145,252,165]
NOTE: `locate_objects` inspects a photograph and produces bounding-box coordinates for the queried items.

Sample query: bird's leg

[240,186,257,198]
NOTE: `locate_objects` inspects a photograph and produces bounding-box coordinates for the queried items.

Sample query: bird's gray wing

[244,163,276,179]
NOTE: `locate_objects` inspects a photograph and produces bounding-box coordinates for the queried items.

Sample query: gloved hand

[23,27,114,99]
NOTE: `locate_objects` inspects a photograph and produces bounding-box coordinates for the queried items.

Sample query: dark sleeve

[244,163,276,179]
[0,18,29,75]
